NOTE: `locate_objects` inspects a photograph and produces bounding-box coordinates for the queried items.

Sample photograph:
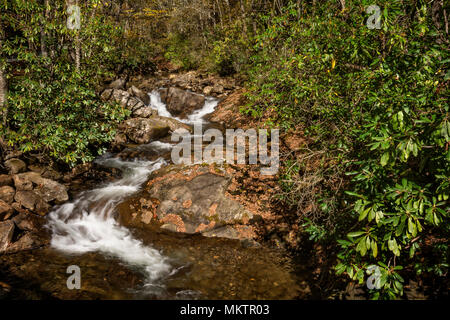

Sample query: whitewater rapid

[149,89,218,125]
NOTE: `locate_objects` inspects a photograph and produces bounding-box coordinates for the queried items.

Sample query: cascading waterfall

[149,89,218,125]
[47,89,219,288]
[47,156,171,282]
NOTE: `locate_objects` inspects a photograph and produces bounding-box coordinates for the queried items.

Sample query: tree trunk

[66,0,81,71]
[40,0,50,58]
[0,68,6,127]
[0,21,7,128]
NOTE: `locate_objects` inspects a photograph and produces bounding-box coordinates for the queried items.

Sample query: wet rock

[120,118,171,144]
[13,172,68,203]
[128,85,150,105]
[4,158,27,174]
[0,186,15,204]
[0,175,13,187]
[159,87,205,118]
[240,238,261,248]
[0,220,14,252]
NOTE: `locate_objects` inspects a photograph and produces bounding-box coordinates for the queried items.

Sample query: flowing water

[0,90,311,300]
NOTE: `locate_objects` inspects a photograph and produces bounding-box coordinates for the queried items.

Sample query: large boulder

[4,158,26,174]
[120,118,171,144]
[151,115,192,133]
[118,165,257,241]
[159,87,205,118]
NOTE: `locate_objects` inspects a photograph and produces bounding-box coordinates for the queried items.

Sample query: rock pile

[0,159,67,254]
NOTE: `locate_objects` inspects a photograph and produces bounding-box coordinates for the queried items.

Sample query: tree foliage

[242,0,449,299]
[0,0,134,166]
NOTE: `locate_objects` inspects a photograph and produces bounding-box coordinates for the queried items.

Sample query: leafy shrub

[244,0,449,299]
[1,0,131,166]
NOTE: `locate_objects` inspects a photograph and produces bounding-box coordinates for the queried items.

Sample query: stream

[0,90,311,300]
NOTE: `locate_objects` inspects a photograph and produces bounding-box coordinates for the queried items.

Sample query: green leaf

[347,231,365,238]
[371,240,378,258]
[380,152,389,166]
